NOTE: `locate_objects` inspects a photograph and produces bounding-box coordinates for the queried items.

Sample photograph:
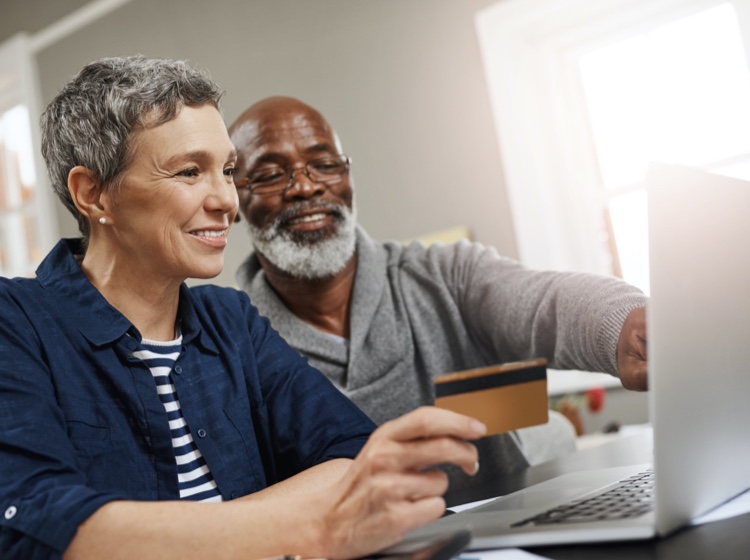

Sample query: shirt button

[197,429,207,438]
[231,491,239,499]
[4,506,17,519]
[174,365,182,375]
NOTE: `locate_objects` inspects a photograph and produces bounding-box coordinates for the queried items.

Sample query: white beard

[248,201,357,280]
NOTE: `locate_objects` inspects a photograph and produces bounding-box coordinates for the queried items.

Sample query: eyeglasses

[237,154,351,195]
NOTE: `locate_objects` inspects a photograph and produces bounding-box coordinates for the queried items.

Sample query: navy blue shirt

[0,239,375,559]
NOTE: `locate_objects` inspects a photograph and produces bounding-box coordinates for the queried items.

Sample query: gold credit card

[434,358,548,437]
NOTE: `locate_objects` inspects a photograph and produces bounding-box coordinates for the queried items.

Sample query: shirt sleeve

[239,292,376,481]
[0,287,127,559]
[422,241,647,376]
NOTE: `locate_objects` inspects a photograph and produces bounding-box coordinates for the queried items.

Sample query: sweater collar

[236,225,387,352]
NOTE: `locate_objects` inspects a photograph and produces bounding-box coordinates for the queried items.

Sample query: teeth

[192,230,225,238]
[291,213,326,224]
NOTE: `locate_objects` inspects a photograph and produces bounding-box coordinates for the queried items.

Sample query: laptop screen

[646,163,750,535]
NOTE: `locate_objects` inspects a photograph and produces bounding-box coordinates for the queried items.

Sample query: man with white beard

[229,96,648,496]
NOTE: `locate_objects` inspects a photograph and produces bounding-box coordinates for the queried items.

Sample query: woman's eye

[177,168,199,178]
[225,167,238,177]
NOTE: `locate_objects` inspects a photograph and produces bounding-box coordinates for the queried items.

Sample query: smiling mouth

[190,229,227,238]
[287,213,328,225]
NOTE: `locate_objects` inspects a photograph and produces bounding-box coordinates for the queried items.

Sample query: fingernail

[470,420,487,436]
[472,461,480,475]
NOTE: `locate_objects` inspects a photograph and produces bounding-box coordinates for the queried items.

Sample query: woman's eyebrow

[165,148,238,166]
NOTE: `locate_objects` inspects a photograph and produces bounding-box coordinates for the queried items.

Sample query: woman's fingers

[361,407,483,475]
[366,469,451,503]
[379,406,487,442]
[361,433,479,476]
[322,407,486,559]
[324,473,451,559]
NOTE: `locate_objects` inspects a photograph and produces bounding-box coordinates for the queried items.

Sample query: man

[228,96,648,486]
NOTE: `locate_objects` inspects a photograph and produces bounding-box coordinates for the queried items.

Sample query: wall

[3,1,649,429]
[4,0,517,289]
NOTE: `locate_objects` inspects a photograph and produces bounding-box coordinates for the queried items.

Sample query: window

[475,0,750,295]
[579,3,750,293]
[0,105,43,276]
[0,1,131,278]
[0,34,56,278]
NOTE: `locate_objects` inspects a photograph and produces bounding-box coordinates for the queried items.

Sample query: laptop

[389,163,750,550]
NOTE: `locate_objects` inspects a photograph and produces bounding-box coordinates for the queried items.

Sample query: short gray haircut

[40,55,224,243]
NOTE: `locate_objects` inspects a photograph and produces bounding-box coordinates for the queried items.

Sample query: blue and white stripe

[133,337,223,503]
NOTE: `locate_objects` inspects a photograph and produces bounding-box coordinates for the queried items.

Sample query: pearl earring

[99,217,107,225]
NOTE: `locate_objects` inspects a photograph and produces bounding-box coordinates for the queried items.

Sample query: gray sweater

[237,227,647,481]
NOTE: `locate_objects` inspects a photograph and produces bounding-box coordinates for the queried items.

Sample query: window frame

[0,0,135,277]
[474,0,750,275]
[0,33,57,278]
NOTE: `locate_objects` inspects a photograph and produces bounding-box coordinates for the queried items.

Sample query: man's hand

[617,307,648,391]
[318,406,485,559]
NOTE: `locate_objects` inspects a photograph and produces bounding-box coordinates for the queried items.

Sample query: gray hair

[40,55,225,243]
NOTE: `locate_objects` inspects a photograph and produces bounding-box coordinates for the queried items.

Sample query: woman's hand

[316,406,486,559]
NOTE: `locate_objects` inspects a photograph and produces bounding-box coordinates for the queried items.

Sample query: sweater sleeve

[427,241,647,376]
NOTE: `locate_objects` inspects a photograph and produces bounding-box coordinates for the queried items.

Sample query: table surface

[443,429,750,560]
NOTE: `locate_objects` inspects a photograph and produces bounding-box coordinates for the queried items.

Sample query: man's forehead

[242,113,327,139]
[257,119,331,141]
[235,115,339,160]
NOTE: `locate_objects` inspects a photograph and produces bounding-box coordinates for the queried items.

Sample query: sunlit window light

[580,3,750,189]
[1,104,39,277]
[577,2,750,295]
[608,190,649,294]
[1,105,37,188]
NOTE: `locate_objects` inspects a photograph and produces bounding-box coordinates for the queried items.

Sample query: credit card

[434,358,548,436]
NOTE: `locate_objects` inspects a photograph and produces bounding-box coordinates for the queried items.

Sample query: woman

[0,56,484,560]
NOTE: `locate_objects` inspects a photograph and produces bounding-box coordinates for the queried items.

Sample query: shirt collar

[35,239,217,354]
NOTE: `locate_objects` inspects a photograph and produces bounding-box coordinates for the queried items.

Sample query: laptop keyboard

[511,469,655,527]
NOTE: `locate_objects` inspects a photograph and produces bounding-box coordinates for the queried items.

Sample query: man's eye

[250,168,286,184]
[177,168,199,178]
[310,160,342,174]
[225,167,238,177]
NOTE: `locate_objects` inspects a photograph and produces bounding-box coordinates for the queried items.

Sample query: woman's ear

[67,166,107,223]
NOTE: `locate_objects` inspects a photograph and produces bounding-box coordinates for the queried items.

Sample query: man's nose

[285,167,324,198]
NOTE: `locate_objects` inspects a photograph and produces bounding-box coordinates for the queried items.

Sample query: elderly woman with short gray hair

[0,55,483,560]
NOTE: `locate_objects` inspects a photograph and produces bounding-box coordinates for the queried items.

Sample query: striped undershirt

[132,336,223,503]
